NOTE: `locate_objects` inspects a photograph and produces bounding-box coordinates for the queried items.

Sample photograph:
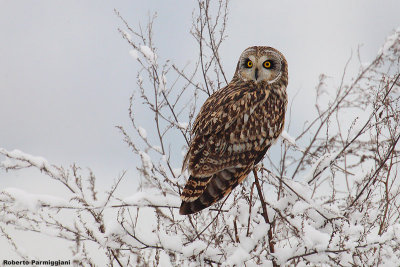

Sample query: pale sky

[1,0,399,262]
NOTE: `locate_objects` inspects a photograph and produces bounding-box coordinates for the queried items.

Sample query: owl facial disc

[237,47,285,85]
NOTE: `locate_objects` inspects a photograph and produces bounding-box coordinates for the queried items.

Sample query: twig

[253,170,277,267]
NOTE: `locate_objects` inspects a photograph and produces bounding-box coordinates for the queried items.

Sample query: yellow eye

[263,60,272,68]
[246,60,253,68]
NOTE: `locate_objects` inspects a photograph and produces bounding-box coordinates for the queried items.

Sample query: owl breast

[188,84,287,176]
[222,86,287,160]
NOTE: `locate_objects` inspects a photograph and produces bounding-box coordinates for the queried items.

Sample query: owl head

[234,46,288,86]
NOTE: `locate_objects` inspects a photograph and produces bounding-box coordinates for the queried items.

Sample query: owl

[180,46,288,215]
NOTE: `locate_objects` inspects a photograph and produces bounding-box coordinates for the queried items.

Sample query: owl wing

[182,82,270,174]
[180,83,277,215]
[180,84,287,215]
[192,85,246,136]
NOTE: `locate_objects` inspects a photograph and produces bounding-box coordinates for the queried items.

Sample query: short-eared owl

[180,46,288,215]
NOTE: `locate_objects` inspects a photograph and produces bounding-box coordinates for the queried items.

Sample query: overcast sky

[1,0,400,261]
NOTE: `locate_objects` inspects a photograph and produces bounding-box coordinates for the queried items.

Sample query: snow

[251,221,269,241]
[182,240,207,256]
[129,49,139,60]
[159,251,173,267]
[121,29,132,41]
[353,169,367,185]
[158,230,183,251]
[303,222,330,250]
[236,199,249,226]
[1,187,71,212]
[303,151,340,183]
[177,122,188,130]
[0,157,27,169]
[281,130,296,145]
[104,220,125,237]
[274,247,298,265]
[140,45,157,64]
[152,146,162,153]
[138,126,147,139]
[291,201,311,215]
[0,148,49,170]
[225,221,270,266]
[378,26,400,55]
[172,168,181,177]
[274,195,291,211]
[159,74,167,92]
[122,191,180,207]
[224,247,250,266]
[139,151,153,170]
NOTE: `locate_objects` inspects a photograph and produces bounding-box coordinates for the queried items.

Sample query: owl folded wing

[182,83,270,177]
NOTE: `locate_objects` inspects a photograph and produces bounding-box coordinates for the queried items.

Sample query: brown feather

[180,46,288,215]
[180,167,251,215]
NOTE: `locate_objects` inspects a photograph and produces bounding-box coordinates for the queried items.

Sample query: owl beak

[254,68,259,81]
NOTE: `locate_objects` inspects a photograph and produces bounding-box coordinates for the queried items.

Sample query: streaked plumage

[180,46,288,215]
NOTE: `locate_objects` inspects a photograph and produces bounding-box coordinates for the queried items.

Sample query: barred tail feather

[179,168,250,215]
[180,175,212,202]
